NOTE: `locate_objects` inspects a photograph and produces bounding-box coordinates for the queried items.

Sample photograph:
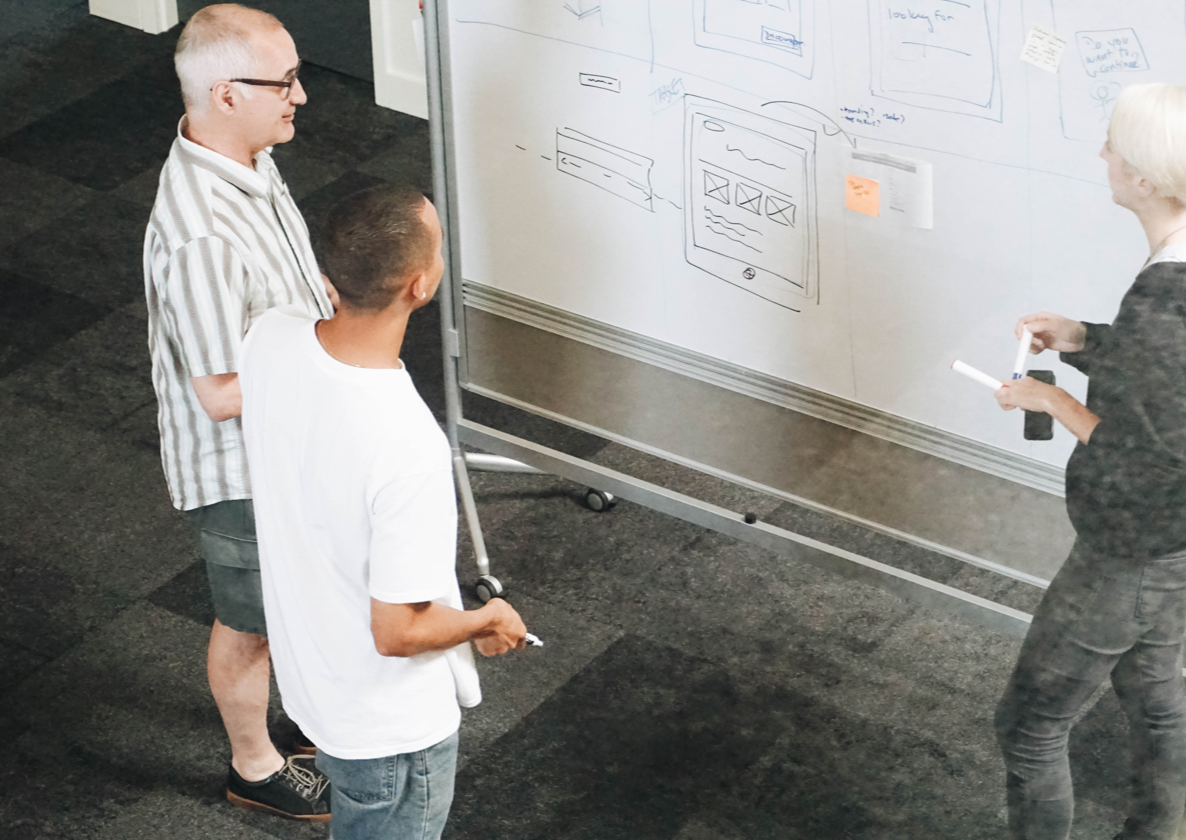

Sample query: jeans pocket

[1136,553,1186,631]
[317,753,397,804]
[200,530,259,570]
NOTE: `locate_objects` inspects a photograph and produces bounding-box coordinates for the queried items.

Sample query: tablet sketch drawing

[684,97,818,311]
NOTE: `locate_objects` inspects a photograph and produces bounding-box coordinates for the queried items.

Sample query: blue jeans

[315,731,459,840]
[995,540,1186,840]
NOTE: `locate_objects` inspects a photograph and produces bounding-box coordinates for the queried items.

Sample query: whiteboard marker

[1012,327,1033,380]
[951,360,1004,391]
[525,633,543,647]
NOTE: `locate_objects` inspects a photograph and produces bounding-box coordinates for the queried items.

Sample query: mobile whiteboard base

[455,452,536,602]
[456,452,615,602]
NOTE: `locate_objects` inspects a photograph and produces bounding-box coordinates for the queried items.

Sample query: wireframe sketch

[451,0,652,61]
[868,0,1002,121]
[579,73,621,92]
[1050,1,1164,142]
[1063,31,1149,140]
[693,0,816,79]
[557,128,654,211]
[684,98,818,311]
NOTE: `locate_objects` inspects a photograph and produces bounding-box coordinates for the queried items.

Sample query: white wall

[89,0,177,34]
[90,0,428,120]
[369,0,428,119]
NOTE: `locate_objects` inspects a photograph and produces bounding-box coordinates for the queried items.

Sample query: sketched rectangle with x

[735,181,763,214]
[765,194,796,226]
[704,171,730,203]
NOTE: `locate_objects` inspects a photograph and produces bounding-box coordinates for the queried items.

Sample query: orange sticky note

[845,175,879,217]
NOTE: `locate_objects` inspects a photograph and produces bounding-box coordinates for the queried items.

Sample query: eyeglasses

[228,59,302,99]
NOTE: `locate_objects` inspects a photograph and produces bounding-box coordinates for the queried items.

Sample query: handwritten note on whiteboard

[845,149,934,229]
[845,175,880,217]
[1021,24,1068,73]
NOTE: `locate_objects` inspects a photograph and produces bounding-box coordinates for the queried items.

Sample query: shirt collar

[1148,242,1186,267]
[175,116,272,199]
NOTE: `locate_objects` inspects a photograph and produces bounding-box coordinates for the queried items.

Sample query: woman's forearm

[1044,388,1100,444]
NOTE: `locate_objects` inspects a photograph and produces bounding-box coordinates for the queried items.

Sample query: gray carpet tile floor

[0,5,1138,839]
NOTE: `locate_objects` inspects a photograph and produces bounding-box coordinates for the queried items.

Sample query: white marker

[1012,327,1033,380]
[952,360,1004,391]
[525,633,543,647]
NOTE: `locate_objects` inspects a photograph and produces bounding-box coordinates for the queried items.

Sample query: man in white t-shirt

[240,184,526,840]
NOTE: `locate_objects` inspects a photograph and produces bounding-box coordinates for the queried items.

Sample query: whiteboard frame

[424,0,1038,637]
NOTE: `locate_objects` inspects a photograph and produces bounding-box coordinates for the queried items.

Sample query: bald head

[175,4,284,113]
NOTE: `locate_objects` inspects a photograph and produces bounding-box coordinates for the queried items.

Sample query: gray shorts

[186,499,267,637]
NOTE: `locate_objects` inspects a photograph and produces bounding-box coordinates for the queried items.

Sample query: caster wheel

[584,488,616,512]
[474,574,504,603]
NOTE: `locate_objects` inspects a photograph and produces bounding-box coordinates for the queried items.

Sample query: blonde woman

[994,83,1186,840]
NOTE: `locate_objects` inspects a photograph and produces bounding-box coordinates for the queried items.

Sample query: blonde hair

[174,4,282,112]
[1108,83,1186,202]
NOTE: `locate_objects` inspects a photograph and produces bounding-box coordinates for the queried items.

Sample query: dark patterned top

[1063,259,1186,558]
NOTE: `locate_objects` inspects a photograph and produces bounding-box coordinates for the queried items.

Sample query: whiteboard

[443,0,1185,472]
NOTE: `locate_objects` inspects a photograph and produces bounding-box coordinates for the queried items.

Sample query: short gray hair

[1109,83,1186,202]
[174,4,282,112]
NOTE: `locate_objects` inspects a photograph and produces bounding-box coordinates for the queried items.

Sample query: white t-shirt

[240,306,464,760]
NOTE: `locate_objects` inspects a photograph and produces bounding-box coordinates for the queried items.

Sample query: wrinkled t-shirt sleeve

[367,468,459,605]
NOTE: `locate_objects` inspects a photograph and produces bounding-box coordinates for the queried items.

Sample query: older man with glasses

[143,3,336,821]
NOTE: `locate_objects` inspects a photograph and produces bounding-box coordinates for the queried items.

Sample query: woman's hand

[1016,312,1087,354]
[995,377,1101,443]
[995,376,1057,413]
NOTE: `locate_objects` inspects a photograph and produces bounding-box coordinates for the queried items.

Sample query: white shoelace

[279,755,330,800]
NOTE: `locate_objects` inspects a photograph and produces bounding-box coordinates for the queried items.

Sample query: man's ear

[407,270,430,303]
[209,81,238,116]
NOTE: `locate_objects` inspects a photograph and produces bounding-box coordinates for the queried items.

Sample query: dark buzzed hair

[320,185,435,311]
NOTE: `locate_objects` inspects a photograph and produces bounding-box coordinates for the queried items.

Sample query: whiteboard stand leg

[453,455,489,576]
[464,452,545,474]
[426,0,499,596]
[454,453,505,602]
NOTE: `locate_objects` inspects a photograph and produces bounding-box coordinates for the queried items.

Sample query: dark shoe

[292,727,317,756]
[226,755,331,821]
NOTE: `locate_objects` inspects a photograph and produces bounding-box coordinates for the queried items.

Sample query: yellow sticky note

[845,175,879,217]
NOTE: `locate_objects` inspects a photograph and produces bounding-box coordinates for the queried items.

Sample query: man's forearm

[371,599,492,658]
[191,373,242,422]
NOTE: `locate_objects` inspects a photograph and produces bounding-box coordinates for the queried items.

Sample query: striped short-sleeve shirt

[144,119,333,511]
